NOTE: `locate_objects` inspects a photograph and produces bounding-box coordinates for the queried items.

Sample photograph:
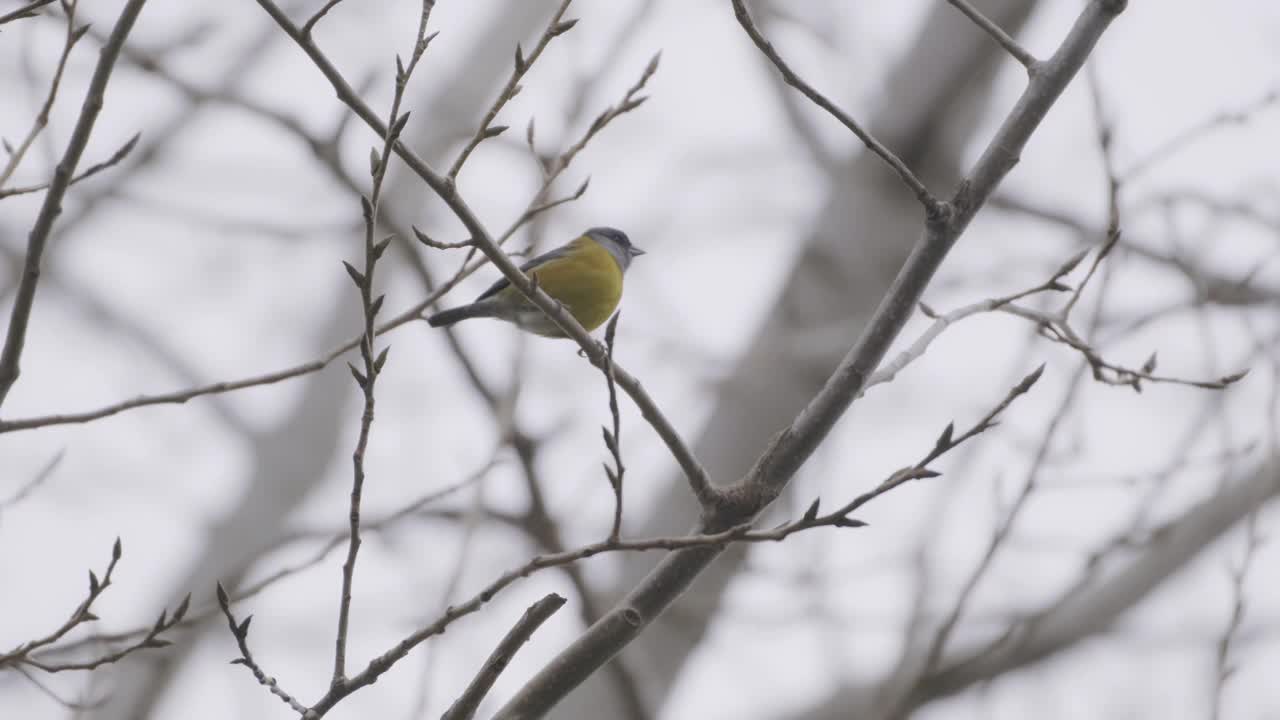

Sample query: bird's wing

[474,244,574,302]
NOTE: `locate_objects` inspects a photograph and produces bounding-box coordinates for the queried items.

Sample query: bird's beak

[630,247,646,257]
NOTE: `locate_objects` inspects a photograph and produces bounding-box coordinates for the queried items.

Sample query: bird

[427,226,644,338]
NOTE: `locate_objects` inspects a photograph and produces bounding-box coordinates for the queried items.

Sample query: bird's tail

[427,301,500,328]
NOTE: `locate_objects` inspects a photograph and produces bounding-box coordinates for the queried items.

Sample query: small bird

[427,227,644,338]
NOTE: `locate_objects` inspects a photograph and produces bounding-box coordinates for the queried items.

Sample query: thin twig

[216,583,316,719]
[1023,77,1247,393]
[0,0,55,25]
[437,50,657,284]
[944,0,1038,69]
[0,254,488,434]
[601,313,625,542]
[436,49,658,281]
[441,593,567,720]
[915,361,1083,684]
[0,132,140,199]
[864,256,1082,393]
[0,448,64,513]
[1210,512,1264,720]
[36,467,494,667]
[330,0,436,686]
[301,0,348,37]
[826,363,1046,528]
[447,0,573,180]
[0,0,84,191]
[729,0,937,212]
[0,539,190,674]
[998,302,1247,391]
[411,226,472,250]
[0,0,149,409]
[0,539,122,669]
[1062,65,1121,320]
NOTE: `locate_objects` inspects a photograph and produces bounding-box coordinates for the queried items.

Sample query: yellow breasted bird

[427,227,644,338]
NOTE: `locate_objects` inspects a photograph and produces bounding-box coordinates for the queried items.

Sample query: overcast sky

[2,1,1279,718]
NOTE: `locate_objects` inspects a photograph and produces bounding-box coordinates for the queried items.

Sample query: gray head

[587,226,645,271]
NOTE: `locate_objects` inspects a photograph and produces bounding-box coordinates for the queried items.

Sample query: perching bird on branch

[427,227,644,338]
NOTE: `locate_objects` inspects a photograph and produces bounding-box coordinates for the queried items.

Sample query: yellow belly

[497,238,624,336]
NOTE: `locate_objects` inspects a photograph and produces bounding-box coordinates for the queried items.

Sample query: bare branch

[0,539,188,674]
[602,313,626,542]
[0,0,55,25]
[301,0,348,36]
[448,0,573,180]
[442,594,567,720]
[252,0,720,514]
[331,0,436,687]
[0,255,490,434]
[216,583,315,719]
[1210,512,1264,720]
[493,2,1128,714]
[0,132,140,199]
[412,226,473,250]
[0,448,64,513]
[489,53,656,253]
[0,539,123,669]
[0,0,86,192]
[865,262,1075,393]
[913,361,1083,689]
[944,0,1038,69]
[36,468,493,668]
[0,0,150,409]
[730,0,938,211]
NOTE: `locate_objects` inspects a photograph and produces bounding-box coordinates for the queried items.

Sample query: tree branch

[0,0,149,408]
[0,0,55,26]
[944,0,1038,69]
[491,2,1128,715]
[730,0,938,211]
[442,594,567,720]
[252,0,721,515]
